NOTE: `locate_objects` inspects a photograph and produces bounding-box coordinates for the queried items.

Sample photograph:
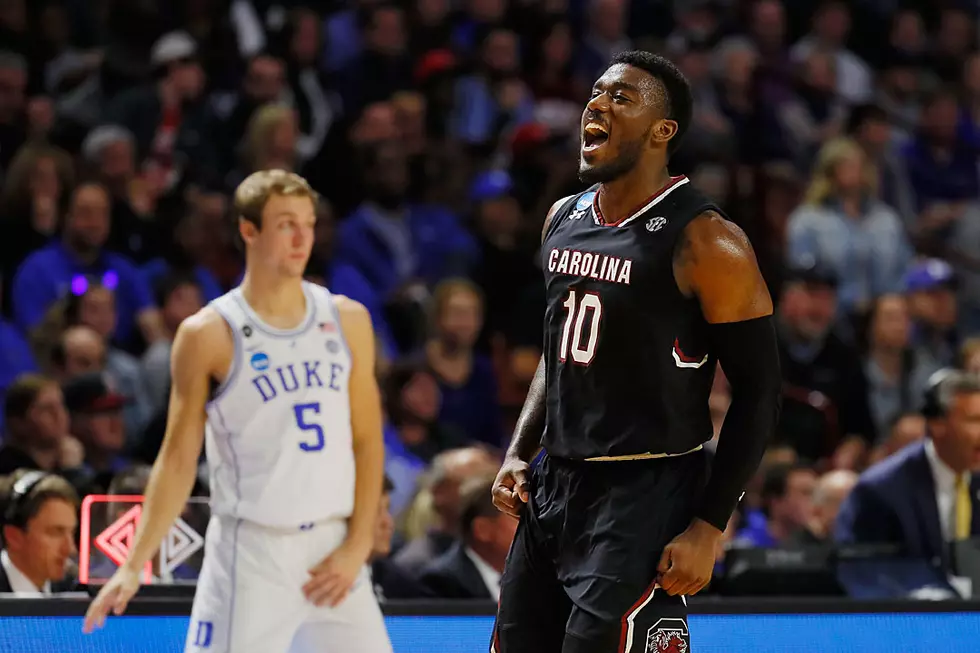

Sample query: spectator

[370,475,427,600]
[418,474,516,599]
[787,137,911,318]
[836,371,980,575]
[393,446,498,575]
[337,3,414,115]
[846,104,915,227]
[904,259,959,371]
[868,411,926,466]
[425,279,502,446]
[141,274,204,413]
[789,0,872,105]
[735,463,817,548]
[0,470,79,594]
[0,290,36,433]
[961,338,980,374]
[0,375,84,480]
[775,264,876,465]
[863,293,936,438]
[791,469,856,544]
[61,372,128,493]
[11,182,164,349]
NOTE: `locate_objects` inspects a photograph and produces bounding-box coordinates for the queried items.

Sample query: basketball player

[490,51,781,652]
[83,170,391,653]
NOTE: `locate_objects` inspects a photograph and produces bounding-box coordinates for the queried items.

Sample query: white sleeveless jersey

[204,281,355,528]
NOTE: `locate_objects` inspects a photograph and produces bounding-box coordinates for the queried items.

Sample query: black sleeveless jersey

[541,176,723,459]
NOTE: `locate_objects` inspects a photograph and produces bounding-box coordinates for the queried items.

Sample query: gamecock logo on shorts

[645,618,689,653]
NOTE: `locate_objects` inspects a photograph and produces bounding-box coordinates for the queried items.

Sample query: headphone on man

[2,471,50,530]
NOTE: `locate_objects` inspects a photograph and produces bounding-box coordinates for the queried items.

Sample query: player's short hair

[458,475,498,540]
[3,374,55,425]
[233,169,319,229]
[0,470,79,536]
[608,50,693,157]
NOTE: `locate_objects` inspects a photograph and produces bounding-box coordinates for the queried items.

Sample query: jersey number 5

[559,289,603,365]
[293,402,325,451]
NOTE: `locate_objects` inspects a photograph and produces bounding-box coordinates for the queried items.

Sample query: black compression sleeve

[696,315,782,532]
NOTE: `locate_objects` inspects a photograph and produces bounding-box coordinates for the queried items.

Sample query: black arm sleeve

[695,315,782,532]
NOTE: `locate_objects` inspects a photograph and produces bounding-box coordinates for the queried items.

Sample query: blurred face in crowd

[162,283,204,333]
[891,413,926,450]
[922,94,959,144]
[482,29,519,76]
[366,6,406,57]
[400,370,440,423]
[372,491,396,559]
[470,508,518,569]
[431,448,499,529]
[580,63,667,186]
[803,51,835,94]
[870,294,910,351]
[99,138,135,186]
[368,142,409,207]
[183,191,229,257]
[73,406,125,455]
[770,468,817,529]
[60,326,106,377]
[890,10,924,52]
[591,0,625,42]
[677,48,710,86]
[750,0,785,50]
[437,286,484,349]
[937,9,973,57]
[883,64,918,99]
[265,113,299,170]
[811,470,856,536]
[934,390,980,473]
[722,44,757,91]
[855,115,891,155]
[351,102,399,145]
[478,194,521,241]
[416,0,449,25]
[64,184,110,255]
[831,150,865,195]
[290,10,321,66]
[543,22,573,69]
[242,194,316,279]
[30,156,60,199]
[78,286,117,341]
[907,285,957,331]
[780,281,837,341]
[170,57,205,101]
[467,0,505,24]
[244,56,285,103]
[964,347,980,374]
[813,2,850,46]
[9,382,68,448]
[0,60,25,123]
[4,498,77,587]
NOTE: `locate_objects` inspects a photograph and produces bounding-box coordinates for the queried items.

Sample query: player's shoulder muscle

[331,295,375,361]
[542,195,575,244]
[170,307,231,389]
[673,211,773,324]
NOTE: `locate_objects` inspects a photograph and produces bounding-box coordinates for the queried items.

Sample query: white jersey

[203,281,355,528]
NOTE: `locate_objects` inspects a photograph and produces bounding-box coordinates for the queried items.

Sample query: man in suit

[418,475,517,600]
[836,370,980,573]
[0,470,79,594]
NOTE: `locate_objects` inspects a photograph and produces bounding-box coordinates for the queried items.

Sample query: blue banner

[0,613,978,652]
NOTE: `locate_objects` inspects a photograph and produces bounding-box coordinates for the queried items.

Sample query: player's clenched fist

[491,457,531,519]
[83,565,142,633]
[656,519,722,597]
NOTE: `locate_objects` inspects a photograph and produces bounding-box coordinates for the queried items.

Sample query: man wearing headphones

[0,470,79,594]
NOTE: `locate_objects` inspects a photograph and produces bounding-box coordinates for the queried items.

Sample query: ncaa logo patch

[645,618,689,653]
[250,352,270,372]
[646,216,667,232]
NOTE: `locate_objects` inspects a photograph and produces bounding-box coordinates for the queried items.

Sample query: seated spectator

[836,371,980,574]
[735,463,816,548]
[11,182,164,349]
[62,372,129,493]
[370,475,427,601]
[418,474,516,599]
[790,469,857,544]
[425,279,502,447]
[863,293,936,438]
[393,446,499,575]
[787,137,911,318]
[0,291,36,434]
[868,412,927,466]
[383,362,468,465]
[0,375,86,485]
[0,470,79,594]
[141,274,204,413]
[776,265,876,465]
[905,259,960,371]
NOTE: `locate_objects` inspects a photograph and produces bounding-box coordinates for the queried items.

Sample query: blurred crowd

[2,0,980,599]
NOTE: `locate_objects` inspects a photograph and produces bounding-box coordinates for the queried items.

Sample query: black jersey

[541,176,722,459]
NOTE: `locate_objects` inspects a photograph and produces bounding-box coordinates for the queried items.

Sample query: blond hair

[233,168,319,228]
[242,104,297,172]
[802,137,878,206]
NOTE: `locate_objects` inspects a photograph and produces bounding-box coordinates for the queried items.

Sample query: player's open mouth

[583,122,609,152]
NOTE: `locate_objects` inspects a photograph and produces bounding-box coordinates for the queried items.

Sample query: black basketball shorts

[491,450,707,653]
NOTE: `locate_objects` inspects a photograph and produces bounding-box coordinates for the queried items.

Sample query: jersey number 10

[293,402,326,451]
[559,289,603,365]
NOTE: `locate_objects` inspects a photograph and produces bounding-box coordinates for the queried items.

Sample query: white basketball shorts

[184,515,393,653]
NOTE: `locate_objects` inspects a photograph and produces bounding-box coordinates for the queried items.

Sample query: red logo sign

[79,495,153,584]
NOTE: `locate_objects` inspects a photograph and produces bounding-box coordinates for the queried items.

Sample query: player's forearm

[347,430,385,553]
[505,356,546,463]
[697,316,781,532]
[122,447,199,573]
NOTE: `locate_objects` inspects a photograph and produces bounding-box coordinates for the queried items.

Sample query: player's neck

[239,273,307,321]
[596,166,673,225]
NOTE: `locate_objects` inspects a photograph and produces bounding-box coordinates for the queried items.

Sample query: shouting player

[490,51,781,652]
[83,170,391,653]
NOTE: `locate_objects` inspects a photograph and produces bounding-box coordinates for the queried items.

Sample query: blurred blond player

[83,170,391,653]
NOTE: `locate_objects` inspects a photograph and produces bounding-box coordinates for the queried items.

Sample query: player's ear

[651,119,678,147]
[238,217,258,246]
